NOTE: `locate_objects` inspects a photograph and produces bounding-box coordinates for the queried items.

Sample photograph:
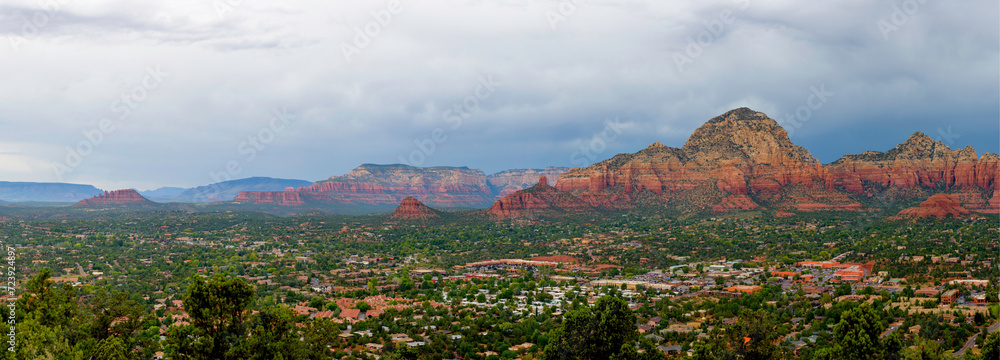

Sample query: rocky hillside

[895,193,972,219]
[389,197,440,220]
[826,133,998,213]
[73,190,155,207]
[556,108,998,214]
[489,177,595,219]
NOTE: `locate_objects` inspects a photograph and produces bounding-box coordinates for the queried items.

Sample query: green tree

[86,288,150,356]
[726,309,783,360]
[301,317,341,360]
[10,268,82,359]
[166,274,255,359]
[231,307,302,359]
[830,303,885,360]
[356,301,371,312]
[834,283,853,298]
[93,336,130,360]
[982,331,999,360]
[541,295,663,360]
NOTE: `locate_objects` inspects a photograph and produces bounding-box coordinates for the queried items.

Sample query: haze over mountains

[0,181,103,202]
[3,108,996,219]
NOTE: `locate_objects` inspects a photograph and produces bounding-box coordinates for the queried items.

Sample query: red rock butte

[389,196,439,220]
[895,194,973,219]
[73,189,154,207]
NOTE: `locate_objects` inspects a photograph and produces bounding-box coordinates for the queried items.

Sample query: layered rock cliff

[230,165,570,210]
[826,134,998,213]
[73,189,155,207]
[297,164,493,208]
[232,191,333,206]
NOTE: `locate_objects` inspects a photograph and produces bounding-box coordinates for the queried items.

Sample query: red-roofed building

[339,309,361,321]
[312,311,335,319]
[725,285,761,294]
[941,290,959,305]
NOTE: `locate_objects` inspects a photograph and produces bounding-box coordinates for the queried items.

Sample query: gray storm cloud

[0,0,995,190]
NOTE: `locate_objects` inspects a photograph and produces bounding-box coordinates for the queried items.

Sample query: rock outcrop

[389,197,440,220]
[296,164,494,208]
[73,190,155,207]
[826,133,998,213]
[212,108,997,216]
[232,165,570,210]
[232,191,331,206]
[555,108,997,214]
[556,108,852,212]
[489,177,595,219]
[895,194,972,219]
[487,167,570,198]
[826,133,993,192]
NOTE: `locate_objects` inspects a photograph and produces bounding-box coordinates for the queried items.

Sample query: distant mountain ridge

[229,165,571,210]
[0,181,103,202]
[139,187,187,199]
[1,107,996,218]
[153,177,312,203]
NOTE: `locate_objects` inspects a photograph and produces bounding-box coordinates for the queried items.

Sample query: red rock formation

[487,167,570,199]
[298,164,494,208]
[73,189,154,207]
[826,133,998,212]
[895,194,972,219]
[389,197,440,220]
[774,209,796,217]
[556,108,995,214]
[489,177,595,219]
[233,191,310,206]
[711,195,759,213]
[556,108,836,212]
[826,134,993,191]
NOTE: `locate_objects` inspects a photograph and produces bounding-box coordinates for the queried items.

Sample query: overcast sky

[0,0,996,190]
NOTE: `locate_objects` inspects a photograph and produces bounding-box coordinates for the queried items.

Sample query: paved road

[75,262,85,276]
[953,334,977,357]
[952,322,999,357]
[880,325,899,339]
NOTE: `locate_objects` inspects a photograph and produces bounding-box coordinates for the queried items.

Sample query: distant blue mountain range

[141,177,312,203]
[0,182,104,202]
[0,177,312,204]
